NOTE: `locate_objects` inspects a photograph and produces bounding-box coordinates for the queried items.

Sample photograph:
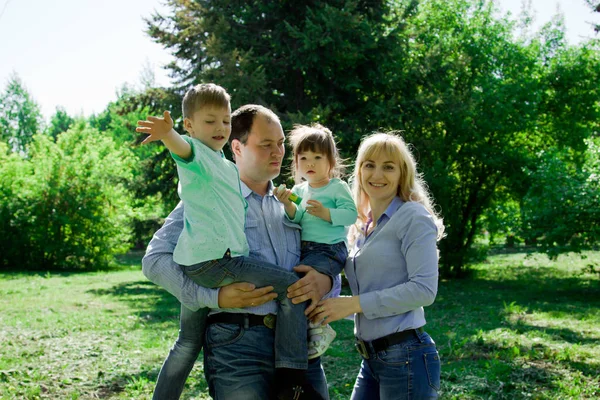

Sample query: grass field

[1,250,599,399]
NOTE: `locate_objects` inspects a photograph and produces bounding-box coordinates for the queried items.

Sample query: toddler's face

[297,150,331,187]
[185,106,231,151]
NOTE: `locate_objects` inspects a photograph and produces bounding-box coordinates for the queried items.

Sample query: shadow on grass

[429,266,600,398]
[87,281,181,323]
[96,365,209,399]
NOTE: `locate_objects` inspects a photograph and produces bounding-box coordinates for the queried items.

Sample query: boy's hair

[230,104,280,145]
[182,83,230,119]
[288,124,345,184]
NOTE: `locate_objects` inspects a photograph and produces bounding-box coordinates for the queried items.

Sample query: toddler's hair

[182,83,230,119]
[288,124,345,184]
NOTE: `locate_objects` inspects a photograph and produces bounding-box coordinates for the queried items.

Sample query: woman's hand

[308,296,362,324]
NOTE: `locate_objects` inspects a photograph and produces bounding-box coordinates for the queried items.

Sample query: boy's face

[184,105,232,151]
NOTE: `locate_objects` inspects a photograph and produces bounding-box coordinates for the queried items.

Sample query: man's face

[234,114,285,184]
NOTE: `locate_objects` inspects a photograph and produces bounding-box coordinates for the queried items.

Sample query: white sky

[0,0,598,120]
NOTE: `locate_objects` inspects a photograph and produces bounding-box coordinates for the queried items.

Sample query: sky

[1,0,599,120]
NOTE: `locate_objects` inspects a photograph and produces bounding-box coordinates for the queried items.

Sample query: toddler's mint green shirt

[289,178,357,244]
[171,136,248,266]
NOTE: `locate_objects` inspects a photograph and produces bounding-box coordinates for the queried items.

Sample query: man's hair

[230,104,280,145]
[182,83,230,119]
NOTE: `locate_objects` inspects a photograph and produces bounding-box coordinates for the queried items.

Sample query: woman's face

[360,153,401,205]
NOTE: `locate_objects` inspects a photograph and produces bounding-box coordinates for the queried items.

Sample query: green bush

[0,126,135,270]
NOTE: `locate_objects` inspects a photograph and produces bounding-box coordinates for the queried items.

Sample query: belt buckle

[355,339,369,359]
[263,314,276,329]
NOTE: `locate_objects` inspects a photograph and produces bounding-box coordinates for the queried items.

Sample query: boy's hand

[136,111,175,144]
[274,185,293,206]
[306,200,331,222]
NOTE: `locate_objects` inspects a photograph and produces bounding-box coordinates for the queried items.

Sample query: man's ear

[231,139,242,160]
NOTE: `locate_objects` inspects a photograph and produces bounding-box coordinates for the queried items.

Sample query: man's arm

[142,202,276,310]
[142,202,218,311]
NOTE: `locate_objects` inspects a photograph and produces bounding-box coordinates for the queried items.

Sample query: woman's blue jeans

[350,330,441,400]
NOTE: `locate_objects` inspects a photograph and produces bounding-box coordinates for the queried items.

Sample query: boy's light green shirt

[171,136,249,266]
[289,178,357,244]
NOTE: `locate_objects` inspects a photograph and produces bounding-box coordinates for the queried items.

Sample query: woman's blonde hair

[288,124,345,184]
[350,132,445,242]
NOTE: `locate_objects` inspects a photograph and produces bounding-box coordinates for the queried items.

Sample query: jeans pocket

[424,351,441,391]
[378,345,410,366]
[206,323,244,349]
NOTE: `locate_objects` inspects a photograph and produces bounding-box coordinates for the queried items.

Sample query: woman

[309,132,444,399]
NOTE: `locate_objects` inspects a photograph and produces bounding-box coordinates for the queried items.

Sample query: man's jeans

[204,322,330,399]
[153,251,317,399]
[350,331,441,400]
[152,305,329,400]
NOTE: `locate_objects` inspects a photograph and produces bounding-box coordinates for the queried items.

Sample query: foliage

[90,87,184,247]
[144,0,600,276]
[378,0,600,275]
[521,139,600,258]
[0,73,45,153]
[478,193,522,247]
[0,126,135,270]
[46,106,76,140]
[144,0,407,145]
[587,0,600,33]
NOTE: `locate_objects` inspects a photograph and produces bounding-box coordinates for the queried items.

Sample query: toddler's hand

[306,200,331,222]
[136,111,175,144]
[275,184,293,206]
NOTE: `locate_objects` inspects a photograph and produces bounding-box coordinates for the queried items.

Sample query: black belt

[355,327,424,359]
[207,313,276,329]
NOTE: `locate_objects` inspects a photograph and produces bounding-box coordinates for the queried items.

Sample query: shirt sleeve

[288,185,306,223]
[170,135,196,165]
[321,273,342,299]
[359,206,439,318]
[329,180,358,227]
[141,201,220,311]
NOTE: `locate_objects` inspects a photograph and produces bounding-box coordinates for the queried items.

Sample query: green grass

[1,251,599,399]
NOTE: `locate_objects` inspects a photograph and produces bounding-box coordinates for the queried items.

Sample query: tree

[90,86,184,248]
[47,106,75,140]
[374,0,600,276]
[0,126,135,270]
[145,0,600,276]
[521,139,600,257]
[144,0,411,141]
[586,0,600,33]
[0,74,44,153]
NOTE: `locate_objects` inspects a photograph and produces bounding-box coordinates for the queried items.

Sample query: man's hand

[306,200,331,222]
[287,265,332,315]
[217,282,277,308]
[136,111,175,144]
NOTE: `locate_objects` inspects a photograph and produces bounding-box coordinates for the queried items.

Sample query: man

[142,104,341,399]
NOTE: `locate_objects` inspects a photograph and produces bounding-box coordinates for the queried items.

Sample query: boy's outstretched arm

[136,111,191,159]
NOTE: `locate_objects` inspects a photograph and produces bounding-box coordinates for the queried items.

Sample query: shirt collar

[366,196,404,225]
[240,181,275,199]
